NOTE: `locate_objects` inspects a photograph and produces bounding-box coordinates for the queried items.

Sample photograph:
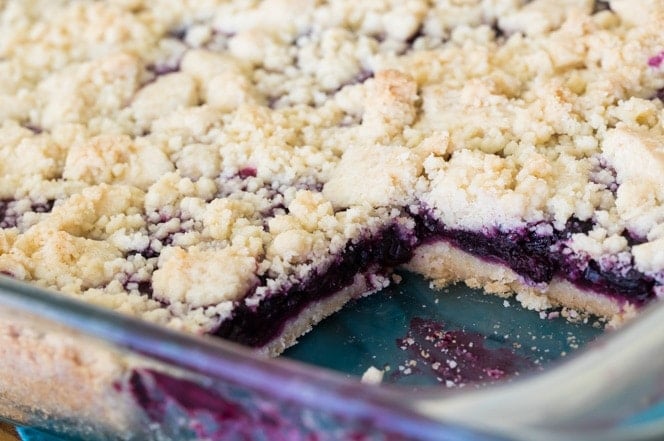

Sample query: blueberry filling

[649,51,664,69]
[0,200,9,224]
[623,230,646,247]
[22,123,43,134]
[395,318,538,386]
[238,167,257,179]
[413,213,592,284]
[127,369,301,438]
[126,368,405,439]
[31,200,55,213]
[592,0,611,14]
[0,198,55,229]
[167,27,187,41]
[214,223,416,347]
[653,88,664,102]
[491,22,506,40]
[566,260,653,303]
[412,210,656,304]
[403,25,425,49]
[435,227,559,284]
[147,62,181,77]
[589,156,618,194]
[340,69,374,89]
[123,279,154,297]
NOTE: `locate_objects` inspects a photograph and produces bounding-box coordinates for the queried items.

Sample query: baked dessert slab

[0,0,664,357]
[2,1,664,439]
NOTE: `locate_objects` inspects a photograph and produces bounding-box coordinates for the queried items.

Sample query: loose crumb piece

[361,366,385,385]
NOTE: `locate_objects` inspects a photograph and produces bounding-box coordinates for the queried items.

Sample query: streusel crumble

[1,0,664,355]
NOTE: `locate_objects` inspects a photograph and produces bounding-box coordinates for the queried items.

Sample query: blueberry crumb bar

[1,0,664,361]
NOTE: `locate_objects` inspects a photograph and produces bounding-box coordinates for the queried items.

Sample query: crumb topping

[2,0,664,331]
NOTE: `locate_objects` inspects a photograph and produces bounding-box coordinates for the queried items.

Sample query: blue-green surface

[17,427,72,441]
[284,271,603,386]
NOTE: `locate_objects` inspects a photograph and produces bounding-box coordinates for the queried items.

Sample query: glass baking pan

[1,271,664,441]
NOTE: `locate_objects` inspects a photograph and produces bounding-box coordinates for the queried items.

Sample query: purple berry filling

[563,259,654,303]
[22,123,43,134]
[167,27,187,41]
[30,200,55,213]
[123,280,153,297]
[329,70,375,95]
[0,198,55,229]
[592,1,611,14]
[589,156,618,194]
[412,210,657,304]
[268,69,374,109]
[214,224,417,347]
[147,62,181,77]
[238,167,257,178]
[653,88,664,102]
[0,201,10,224]
[649,51,664,68]
[403,25,425,49]
[127,369,304,439]
[395,318,538,386]
[126,368,409,439]
[354,69,374,84]
[413,212,592,284]
[491,22,506,40]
